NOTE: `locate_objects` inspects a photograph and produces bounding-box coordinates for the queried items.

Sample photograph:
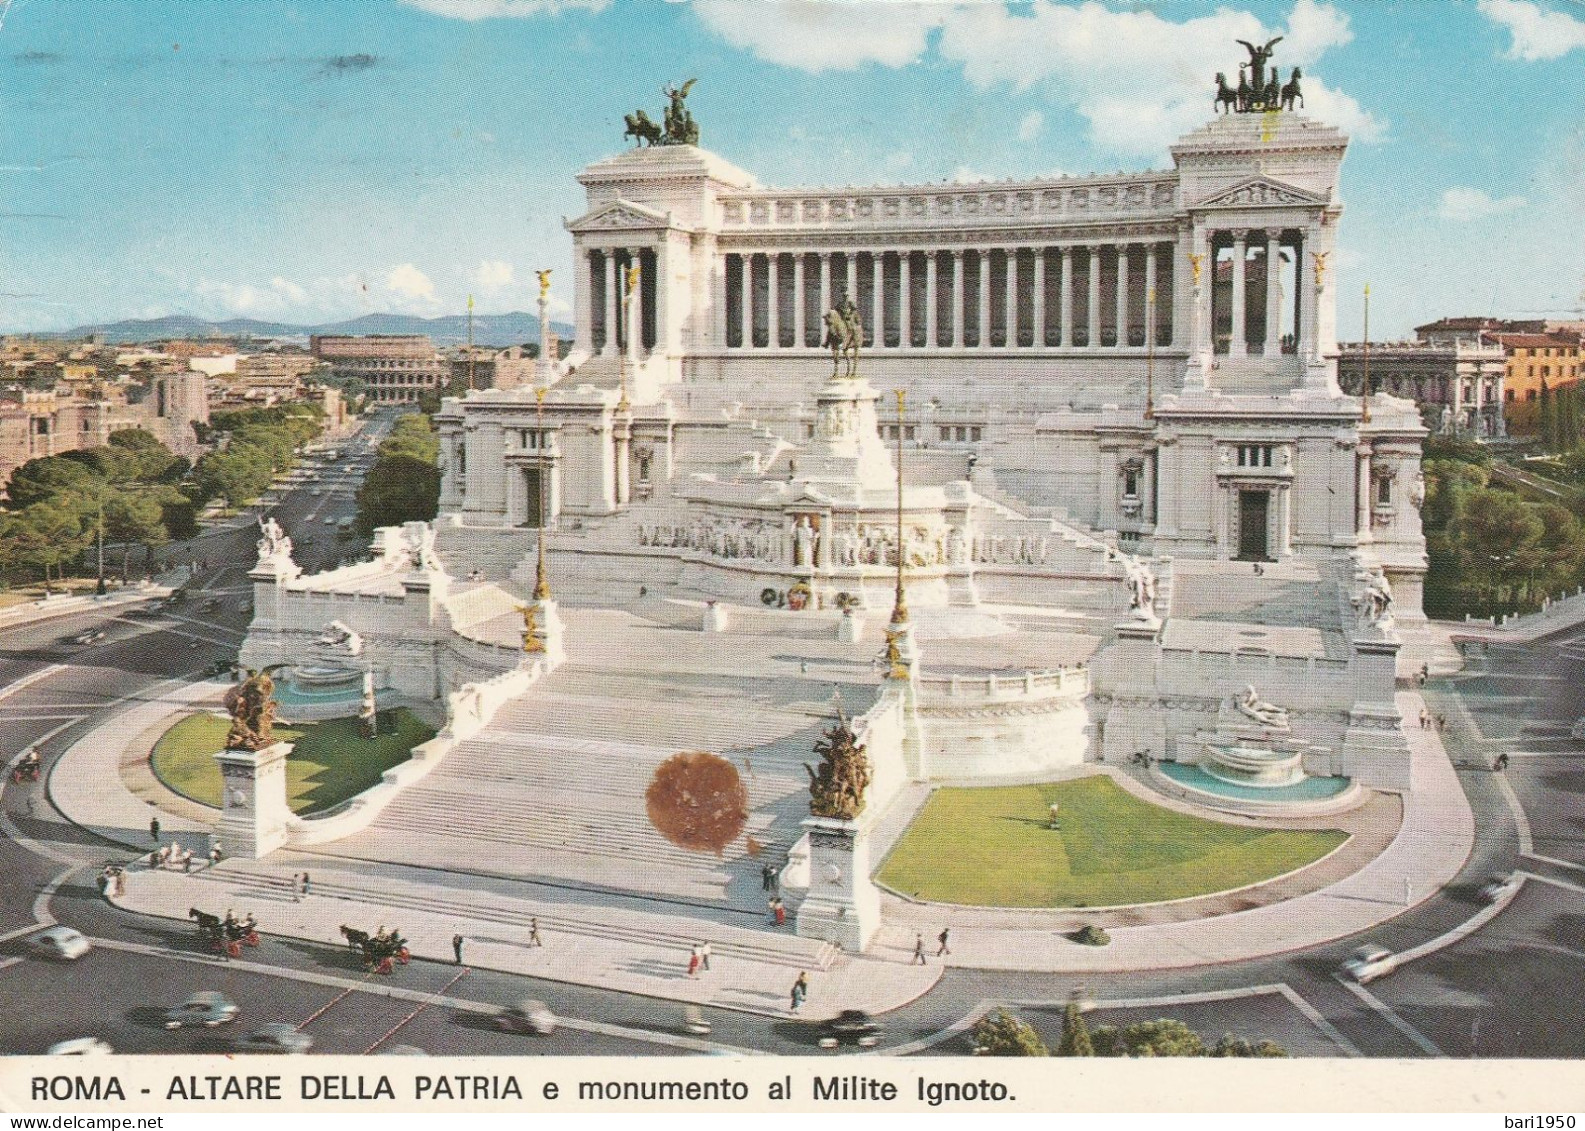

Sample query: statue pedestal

[797,377,896,491]
[795,816,880,953]
[213,742,293,860]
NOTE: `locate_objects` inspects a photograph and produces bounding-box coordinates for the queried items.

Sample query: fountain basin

[1202,742,1305,788]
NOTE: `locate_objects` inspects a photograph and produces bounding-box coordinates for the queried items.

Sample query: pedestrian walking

[149,816,161,843]
[301,872,311,897]
[210,842,223,866]
[1496,752,1510,771]
[453,934,465,964]
[773,898,786,927]
[936,927,950,957]
[529,918,543,947]
[181,849,193,874]
[790,971,808,1012]
[1438,714,1448,732]
[687,945,701,978]
[761,862,775,891]
[700,941,712,971]
[1418,708,1429,730]
[912,933,927,965]
[291,873,302,901]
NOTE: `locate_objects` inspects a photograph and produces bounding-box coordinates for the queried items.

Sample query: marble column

[740,253,753,350]
[767,253,780,349]
[1144,244,1158,349]
[951,250,965,348]
[1087,246,1101,349]
[925,252,939,348]
[899,252,912,348]
[627,247,643,363]
[576,250,595,357]
[602,251,618,357]
[872,253,884,348]
[1116,245,1130,348]
[1032,249,1046,347]
[1264,232,1282,356]
[1230,230,1248,358]
[977,250,991,348]
[1059,248,1073,348]
[846,254,859,310]
[1356,445,1373,542]
[1004,249,1018,347]
[1277,483,1293,556]
[793,253,807,348]
[819,253,832,322]
[715,251,730,349]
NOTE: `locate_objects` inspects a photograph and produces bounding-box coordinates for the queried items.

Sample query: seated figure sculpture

[1235,684,1289,729]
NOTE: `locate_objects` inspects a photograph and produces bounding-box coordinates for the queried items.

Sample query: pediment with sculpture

[1192,175,1327,211]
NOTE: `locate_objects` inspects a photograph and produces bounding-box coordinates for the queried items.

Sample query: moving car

[47,1038,112,1056]
[234,1023,313,1054]
[494,1000,556,1036]
[28,927,91,961]
[163,991,239,1030]
[1341,943,1399,984]
[1479,872,1523,903]
[68,629,106,645]
[816,1009,882,1049]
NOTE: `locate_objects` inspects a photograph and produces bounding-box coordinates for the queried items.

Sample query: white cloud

[883,150,914,172]
[270,276,308,305]
[474,259,516,293]
[399,0,609,19]
[1017,109,1044,143]
[937,0,1378,156]
[1478,0,1585,61]
[689,1,1382,158]
[1437,186,1529,222]
[385,263,440,305]
[689,0,947,72]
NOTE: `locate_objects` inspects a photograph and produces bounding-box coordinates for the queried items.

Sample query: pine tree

[1540,379,1557,451]
[1056,1001,1094,1056]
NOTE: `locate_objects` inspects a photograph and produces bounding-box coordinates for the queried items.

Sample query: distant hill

[31,311,574,349]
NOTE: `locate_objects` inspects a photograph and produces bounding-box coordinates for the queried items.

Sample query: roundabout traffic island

[875,775,1348,909]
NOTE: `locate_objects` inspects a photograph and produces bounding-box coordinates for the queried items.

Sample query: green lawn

[151,709,435,815]
[875,776,1347,908]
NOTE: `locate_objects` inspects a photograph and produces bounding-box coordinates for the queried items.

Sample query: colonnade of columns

[1206,228,1303,358]
[587,248,656,357]
[709,244,1175,351]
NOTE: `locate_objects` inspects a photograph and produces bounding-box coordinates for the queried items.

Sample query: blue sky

[0,0,1581,338]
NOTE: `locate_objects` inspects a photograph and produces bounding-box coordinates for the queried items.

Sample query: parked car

[28,927,91,961]
[234,1023,313,1054]
[1479,872,1522,903]
[816,1009,882,1049]
[494,1000,556,1036]
[47,1038,113,1056]
[164,991,239,1030]
[1341,944,1399,984]
[68,629,105,645]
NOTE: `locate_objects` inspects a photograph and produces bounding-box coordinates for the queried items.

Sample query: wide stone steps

[193,868,838,971]
[375,785,787,869]
[444,745,807,812]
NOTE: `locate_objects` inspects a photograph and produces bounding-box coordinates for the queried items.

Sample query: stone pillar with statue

[213,669,293,860]
[795,709,881,952]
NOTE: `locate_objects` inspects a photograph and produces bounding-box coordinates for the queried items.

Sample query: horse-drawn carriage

[190,908,259,958]
[340,924,410,975]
